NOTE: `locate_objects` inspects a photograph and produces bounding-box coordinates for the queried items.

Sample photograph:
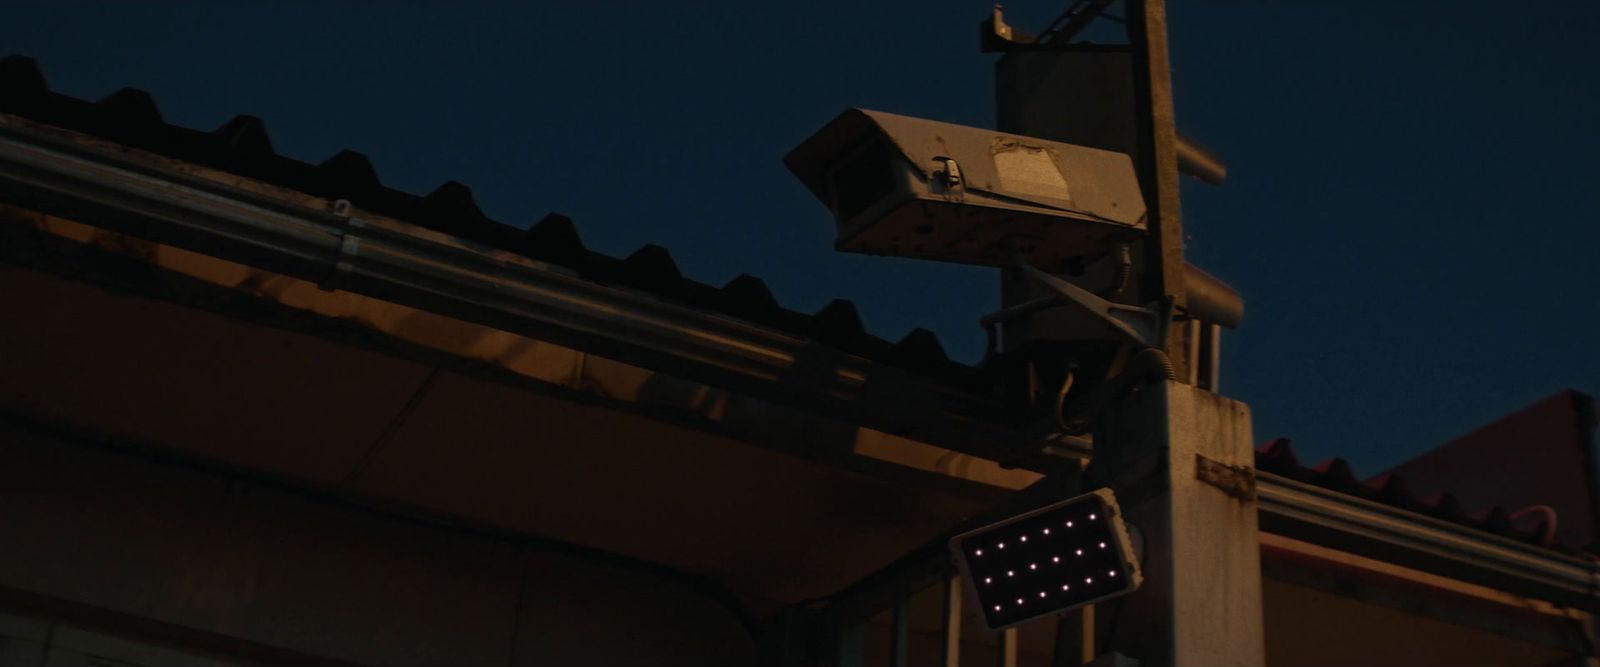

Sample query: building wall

[0,418,756,666]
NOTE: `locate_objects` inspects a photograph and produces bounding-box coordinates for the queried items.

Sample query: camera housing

[785,109,1146,270]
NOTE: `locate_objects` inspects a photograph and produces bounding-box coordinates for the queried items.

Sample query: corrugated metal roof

[1377,390,1598,550]
[0,54,976,387]
[1256,438,1560,549]
[1,53,1578,554]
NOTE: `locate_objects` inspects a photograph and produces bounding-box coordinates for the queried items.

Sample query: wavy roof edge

[0,54,977,385]
[1255,438,1573,551]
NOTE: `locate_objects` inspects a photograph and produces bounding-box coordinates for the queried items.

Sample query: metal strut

[981,249,1168,356]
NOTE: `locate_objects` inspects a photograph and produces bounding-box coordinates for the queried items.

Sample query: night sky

[6,2,1597,476]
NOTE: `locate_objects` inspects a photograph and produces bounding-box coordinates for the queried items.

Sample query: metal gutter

[0,117,1031,467]
[1,116,1595,611]
[1258,471,1599,610]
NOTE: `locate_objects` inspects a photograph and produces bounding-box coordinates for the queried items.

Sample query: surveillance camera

[785,109,1146,270]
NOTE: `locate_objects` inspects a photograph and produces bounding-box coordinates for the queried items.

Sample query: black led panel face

[950,488,1141,631]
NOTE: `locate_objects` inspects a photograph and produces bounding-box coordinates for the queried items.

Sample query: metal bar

[1174,135,1227,185]
[1039,0,1117,45]
[1184,320,1201,386]
[942,576,962,667]
[1205,323,1221,391]
[1051,613,1076,667]
[1126,0,1189,379]
[0,118,1034,471]
[890,595,911,667]
[837,621,865,667]
[1081,604,1096,664]
[998,627,1018,667]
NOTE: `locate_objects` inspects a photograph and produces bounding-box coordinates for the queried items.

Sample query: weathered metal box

[785,109,1146,270]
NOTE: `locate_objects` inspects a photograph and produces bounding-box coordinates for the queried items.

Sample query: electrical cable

[1098,242,1132,299]
[1054,370,1077,434]
[1508,505,1559,547]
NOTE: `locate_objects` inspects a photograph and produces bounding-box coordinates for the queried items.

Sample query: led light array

[949,488,1141,631]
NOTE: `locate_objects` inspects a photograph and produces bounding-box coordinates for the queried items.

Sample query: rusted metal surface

[1196,452,1257,501]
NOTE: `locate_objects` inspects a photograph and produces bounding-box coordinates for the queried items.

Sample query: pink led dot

[1099,542,1107,549]
[1075,549,1083,556]
[998,542,1006,550]
[1086,577,1093,584]
[1062,584,1070,591]
[1052,556,1060,563]
[995,605,1002,611]
[1007,570,1015,577]
[1016,598,1024,605]
[1090,514,1097,520]
[1020,536,1028,543]
[975,549,983,556]
[1039,591,1047,598]
[1066,521,1074,528]
[1042,528,1050,535]
[1109,570,1117,577]
[984,577,992,584]
[1029,563,1037,570]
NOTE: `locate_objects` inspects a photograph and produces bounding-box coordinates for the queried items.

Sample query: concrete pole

[1094,380,1264,666]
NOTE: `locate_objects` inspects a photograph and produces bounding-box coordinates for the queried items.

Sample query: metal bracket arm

[1003,251,1161,348]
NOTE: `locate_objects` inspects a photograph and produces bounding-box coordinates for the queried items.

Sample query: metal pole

[837,621,865,667]
[1081,604,1096,664]
[1205,323,1222,391]
[1126,0,1190,378]
[890,596,911,667]
[942,576,963,667]
[998,627,1018,667]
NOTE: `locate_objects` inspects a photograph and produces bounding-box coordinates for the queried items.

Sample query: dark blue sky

[6,2,1597,475]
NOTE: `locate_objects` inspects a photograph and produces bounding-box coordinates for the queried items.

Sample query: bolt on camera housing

[785,109,1147,270]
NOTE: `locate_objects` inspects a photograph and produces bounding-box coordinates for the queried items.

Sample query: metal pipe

[1205,323,1221,391]
[998,628,1018,667]
[1176,134,1227,185]
[942,577,962,667]
[890,596,911,667]
[1183,262,1244,329]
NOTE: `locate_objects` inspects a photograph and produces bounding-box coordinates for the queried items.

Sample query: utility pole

[989,2,1265,665]
[783,4,1260,664]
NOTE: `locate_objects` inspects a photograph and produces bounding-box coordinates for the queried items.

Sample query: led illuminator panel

[950,488,1141,631]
